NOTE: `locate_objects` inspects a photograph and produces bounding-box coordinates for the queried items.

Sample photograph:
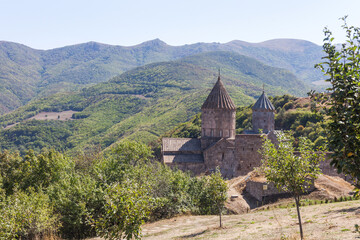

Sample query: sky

[1,0,359,50]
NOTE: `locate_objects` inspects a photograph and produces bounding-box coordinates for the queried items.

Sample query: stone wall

[246,179,315,202]
[252,110,275,133]
[234,134,263,176]
[166,162,207,176]
[320,153,354,182]
[203,138,236,179]
[201,109,236,139]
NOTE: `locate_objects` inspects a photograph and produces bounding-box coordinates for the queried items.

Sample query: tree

[259,132,324,240]
[198,168,228,228]
[93,180,153,240]
[314,16,360,186]
[95,140,153,185]
[208,169,228,228]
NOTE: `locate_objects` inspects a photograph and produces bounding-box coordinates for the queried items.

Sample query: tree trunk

[219,206,222,228]
[294,195,304,240]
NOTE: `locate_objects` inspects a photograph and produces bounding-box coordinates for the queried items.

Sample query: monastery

[161,75,278,178]
[162,76,353,203]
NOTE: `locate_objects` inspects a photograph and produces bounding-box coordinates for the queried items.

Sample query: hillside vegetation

[0,51,308,154]
[161,95,327,149]
[0,38,323,114]
[0,141,229,239]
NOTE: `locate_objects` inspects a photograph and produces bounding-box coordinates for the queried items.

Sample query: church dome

[201,76,236,110]
[252,91,275,111]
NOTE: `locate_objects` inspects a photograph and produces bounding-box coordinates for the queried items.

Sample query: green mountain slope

[0,38,323,114]
[0,51,308,154]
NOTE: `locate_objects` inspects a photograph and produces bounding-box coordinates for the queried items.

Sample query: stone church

[162,75,277,178]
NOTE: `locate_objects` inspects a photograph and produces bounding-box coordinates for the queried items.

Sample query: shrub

[0,190,60,240]
[93,180,153,240]
[47,172,100,239]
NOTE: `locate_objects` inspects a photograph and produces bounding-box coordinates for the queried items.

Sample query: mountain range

[0,38,324,115]
[0,50,310,154]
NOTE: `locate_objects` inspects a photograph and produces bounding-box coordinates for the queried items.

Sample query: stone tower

[252,91,275,133]
[201,75,236,149]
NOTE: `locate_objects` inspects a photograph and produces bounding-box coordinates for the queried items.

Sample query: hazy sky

[1,0,359,49]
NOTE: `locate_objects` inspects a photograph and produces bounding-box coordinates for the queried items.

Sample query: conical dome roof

[201,76,236,110]
[252,91,275,111]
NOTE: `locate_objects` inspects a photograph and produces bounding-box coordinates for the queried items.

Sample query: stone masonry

[161,75,348,183]
[162,75,276,178]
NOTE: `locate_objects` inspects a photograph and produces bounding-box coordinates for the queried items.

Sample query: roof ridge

[201,77,236,110]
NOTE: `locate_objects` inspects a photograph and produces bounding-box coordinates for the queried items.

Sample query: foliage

[162,94,327,150]
[314,17,360,183]
[259,131,325,239]
[94,141,153,185]
[129,162,196,220]
[161,114,201,139]
[0,50,309,154]
[197,168,228,227]
[0,138,231,239]
[0,149,73,195]
[0,120,74,153]
[235,106,253,133]
[0,39,320,115]
[0,190,60,240]
[93,181,153,240]
[111,140,153,166]
[196,169,228,215]
[47,172,101,239]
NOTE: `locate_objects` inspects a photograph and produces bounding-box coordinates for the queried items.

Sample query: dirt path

[142,200,360,240]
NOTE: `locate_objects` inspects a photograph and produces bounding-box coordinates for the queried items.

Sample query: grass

[138,199,360,240]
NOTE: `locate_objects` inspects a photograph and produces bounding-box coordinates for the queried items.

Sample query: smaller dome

[252,91,275,111]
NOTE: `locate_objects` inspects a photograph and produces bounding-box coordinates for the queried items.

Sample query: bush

[0,190,60,240]
[47,172,101,239]
[93,180,153,240]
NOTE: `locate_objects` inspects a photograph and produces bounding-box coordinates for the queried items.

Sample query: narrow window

[211,129,214,137]
[219,130,222,137]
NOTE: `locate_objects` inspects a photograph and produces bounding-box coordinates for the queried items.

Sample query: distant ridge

[0,38,324,114]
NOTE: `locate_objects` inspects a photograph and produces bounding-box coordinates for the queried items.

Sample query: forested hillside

[0,51,308,154]
[160,95,327,150]
[0,38,323,114]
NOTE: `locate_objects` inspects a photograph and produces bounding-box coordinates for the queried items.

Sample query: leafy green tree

[198,168,228,227]
[93,180,153,240]
[128,162,195,220]
[47,172,101,239]
[207,169,228,228]
[0,190,60,240]
[111,140,153,166]
[259,132,324,240]
[95,140,153,185]
[314,16,360,185]
[0,149,73,194]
